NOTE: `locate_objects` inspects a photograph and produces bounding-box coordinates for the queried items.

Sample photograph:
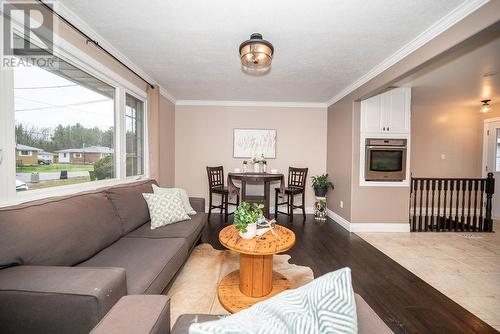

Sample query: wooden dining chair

[274,167,308,222]
[206,166,239,222]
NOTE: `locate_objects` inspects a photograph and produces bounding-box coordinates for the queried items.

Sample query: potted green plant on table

[234,202,264,239]
[311,174,334,197]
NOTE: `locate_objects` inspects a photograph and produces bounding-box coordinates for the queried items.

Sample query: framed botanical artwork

[233,128,276,159]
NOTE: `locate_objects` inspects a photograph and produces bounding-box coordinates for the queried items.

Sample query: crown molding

[159,87,176,103]
[53,2,176,103]
[326,0,490,106]
[175,100,327,108]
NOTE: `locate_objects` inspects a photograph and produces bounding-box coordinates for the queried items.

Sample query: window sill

[0,176,148,208]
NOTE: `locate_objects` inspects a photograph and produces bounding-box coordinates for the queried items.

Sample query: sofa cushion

[126,213,207,247]
[0,191,122,267]
[0,266,126,334]
[106,180,157,234]
[78,237,189,294]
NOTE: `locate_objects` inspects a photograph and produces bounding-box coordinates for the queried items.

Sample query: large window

[0,33,148,203]
[125,93,145,177]
[14,56,116,191]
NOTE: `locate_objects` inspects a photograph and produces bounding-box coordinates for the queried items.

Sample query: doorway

[482,118,500,219]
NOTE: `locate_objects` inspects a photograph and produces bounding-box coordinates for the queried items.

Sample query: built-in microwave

[365,138,407,181]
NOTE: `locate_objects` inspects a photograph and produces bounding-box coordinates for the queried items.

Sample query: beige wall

[159,96,176,186]
[175,105,327,211]
[411,95,483,179]
[412,100,500,179]
[326,99,353,221]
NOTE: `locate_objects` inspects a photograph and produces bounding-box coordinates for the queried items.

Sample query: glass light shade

[481,104,491,113]
[481,100,492,113]
[239,33,274,69]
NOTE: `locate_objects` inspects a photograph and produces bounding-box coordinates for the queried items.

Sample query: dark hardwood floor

[202,214,498,334]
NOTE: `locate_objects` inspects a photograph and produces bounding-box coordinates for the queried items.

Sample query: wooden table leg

[241,180,247,202]
[264,181,270,218]
[239,253,273,297]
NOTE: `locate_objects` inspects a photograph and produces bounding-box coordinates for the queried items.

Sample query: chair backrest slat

[206,166,224,189]
[288,167,308,189]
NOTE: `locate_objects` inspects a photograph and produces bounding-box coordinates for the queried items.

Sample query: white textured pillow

[142,192,191,229]
[152,184,196,215]
[189,267,357,334]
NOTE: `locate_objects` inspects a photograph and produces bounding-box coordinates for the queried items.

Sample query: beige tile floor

[357,231,500,331]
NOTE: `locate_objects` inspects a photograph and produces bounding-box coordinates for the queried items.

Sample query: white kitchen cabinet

[361,87,411,134]
[361,94,383,133]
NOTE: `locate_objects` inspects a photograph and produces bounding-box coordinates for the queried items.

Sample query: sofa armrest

[0,266,127,334]
[91,295,170,334]
[189,197,205,213]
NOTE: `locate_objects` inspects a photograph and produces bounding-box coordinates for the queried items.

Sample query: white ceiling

[59,0,470,103]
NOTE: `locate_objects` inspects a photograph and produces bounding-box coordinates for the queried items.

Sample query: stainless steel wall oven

[365,138,407,181]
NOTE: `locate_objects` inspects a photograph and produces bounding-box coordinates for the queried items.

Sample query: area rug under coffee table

[164,243,314,324]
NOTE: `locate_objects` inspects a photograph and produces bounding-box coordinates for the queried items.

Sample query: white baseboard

[326,209,350,231]
[349,223,410,233]
[327,209,410,232]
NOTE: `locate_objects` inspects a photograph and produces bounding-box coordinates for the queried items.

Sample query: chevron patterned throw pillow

[189,267,357,334]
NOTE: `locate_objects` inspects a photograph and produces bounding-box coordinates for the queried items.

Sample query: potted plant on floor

[234,202,264,239]
[311,174,334,197]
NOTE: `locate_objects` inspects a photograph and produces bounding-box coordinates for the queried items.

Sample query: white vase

[239,222,257,239]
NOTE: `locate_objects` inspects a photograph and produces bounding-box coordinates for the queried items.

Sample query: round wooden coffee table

[218,224,296,313]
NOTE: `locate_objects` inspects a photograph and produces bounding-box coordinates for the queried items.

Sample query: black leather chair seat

[211,186,228,194]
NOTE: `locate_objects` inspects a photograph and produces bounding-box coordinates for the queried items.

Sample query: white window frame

[124,90,148,179]
[73,153,82,158]
[19,150,32,157]
[0,20,149,207]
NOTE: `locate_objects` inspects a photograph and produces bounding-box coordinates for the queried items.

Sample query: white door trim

[482,118,500,177]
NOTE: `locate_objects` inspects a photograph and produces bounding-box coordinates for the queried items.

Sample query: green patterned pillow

[142,192,190,229]
[189,267,357,334]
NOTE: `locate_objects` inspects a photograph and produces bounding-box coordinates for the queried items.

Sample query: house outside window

[0,32,148,202]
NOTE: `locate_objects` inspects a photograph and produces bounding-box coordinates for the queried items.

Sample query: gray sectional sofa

[0,179,207,334]
[171,293,394,334]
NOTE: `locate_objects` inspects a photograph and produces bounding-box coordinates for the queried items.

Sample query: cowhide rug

[164,243,314,324]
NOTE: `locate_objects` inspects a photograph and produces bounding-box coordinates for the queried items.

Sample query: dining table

[227,172,285,218]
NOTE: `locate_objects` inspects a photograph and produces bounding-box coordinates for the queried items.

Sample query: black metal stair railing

[409,173,494,232]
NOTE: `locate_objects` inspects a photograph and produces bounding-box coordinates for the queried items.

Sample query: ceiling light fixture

[239,33,274,70]
[480,99,492,113]
[483,71,497,77]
